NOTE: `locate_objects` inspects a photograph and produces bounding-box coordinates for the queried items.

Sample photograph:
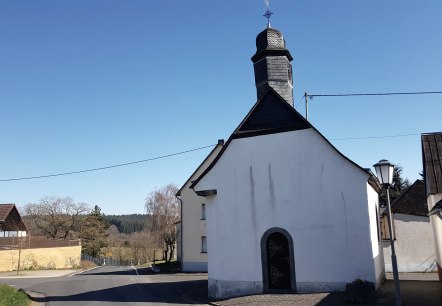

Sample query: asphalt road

[0,266,208,306]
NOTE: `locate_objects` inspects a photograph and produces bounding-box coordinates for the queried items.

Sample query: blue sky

[0,1,441,214]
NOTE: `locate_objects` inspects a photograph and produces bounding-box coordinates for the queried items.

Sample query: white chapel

[191,22,384,299]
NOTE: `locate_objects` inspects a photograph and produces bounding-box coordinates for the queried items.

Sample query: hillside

[104,214,151,234]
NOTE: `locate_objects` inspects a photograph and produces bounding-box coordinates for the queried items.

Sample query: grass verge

[149,260,181,272]
[0,284,30,306]
[139,260,181,272]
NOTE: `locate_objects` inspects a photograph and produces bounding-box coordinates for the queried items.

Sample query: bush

[80,260,97,270]
[0,284,30,306]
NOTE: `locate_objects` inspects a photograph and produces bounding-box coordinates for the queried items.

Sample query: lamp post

[373,159,401,306]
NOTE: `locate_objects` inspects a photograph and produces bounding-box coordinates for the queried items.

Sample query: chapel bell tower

[251,17,294,107]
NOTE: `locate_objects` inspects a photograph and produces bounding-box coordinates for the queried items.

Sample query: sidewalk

[0,269,80,279]
[192,277,442,306]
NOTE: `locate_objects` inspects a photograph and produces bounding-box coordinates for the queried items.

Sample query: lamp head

[373,159,395,187]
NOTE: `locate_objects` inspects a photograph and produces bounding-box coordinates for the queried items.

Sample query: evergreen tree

[79,205,110,257]
[104,214,148,234]
[379,165,410,206]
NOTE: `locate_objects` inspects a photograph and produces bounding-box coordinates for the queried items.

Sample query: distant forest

[104,214,150,234]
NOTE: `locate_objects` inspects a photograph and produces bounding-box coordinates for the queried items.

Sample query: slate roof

[0,204,15,222]
[251,27,293,62]
[0,204,27,231]
[422,132,442,196]
[234,89,310,139]
[384,180,428,217]
[191,88,381,193]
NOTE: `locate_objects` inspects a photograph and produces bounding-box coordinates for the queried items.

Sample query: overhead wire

[0,132,423,182]
[302,91,439,141]
[306,91,442,98]
[0,144,216,182]
[330,133,420,141]
[2,90,439,182]
[294,94,305,109]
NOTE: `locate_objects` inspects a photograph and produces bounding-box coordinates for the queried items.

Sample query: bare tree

[24,197,89,239]
[145,184,180,262]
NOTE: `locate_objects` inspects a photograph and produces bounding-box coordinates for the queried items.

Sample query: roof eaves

[195,189,217,197]
[421,132,442,196]
[176,141,224,197]
[429,199,442,216]
[365,169,382,193]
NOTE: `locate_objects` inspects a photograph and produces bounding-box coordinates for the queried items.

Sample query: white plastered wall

[382,213,436,272]
[367,184,385,283]
[427,194,442,272]
[180,145,222,272]
[0,231,27,237]
[196,129,379,297]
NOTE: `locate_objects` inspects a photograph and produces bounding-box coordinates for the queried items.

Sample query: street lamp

[373,159,401,306]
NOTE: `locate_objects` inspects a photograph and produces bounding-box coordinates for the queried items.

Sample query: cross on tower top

[263,8,273,28]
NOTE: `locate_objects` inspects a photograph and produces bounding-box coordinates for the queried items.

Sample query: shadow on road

[27,279,442,306]
[79,268,142,276]
[79,267,166,276]
[30,280,208,304]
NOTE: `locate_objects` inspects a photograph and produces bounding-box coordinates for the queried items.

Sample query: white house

[381,180,436,272]
[422,132,442,281]
[176,141,223,272]
[175,221,181,262]
[191,24,384,299]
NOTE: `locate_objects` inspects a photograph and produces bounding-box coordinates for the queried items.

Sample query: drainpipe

[176,195,183,271]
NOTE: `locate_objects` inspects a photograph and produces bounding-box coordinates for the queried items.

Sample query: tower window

[201,204,206,220]
[201,236,207,253]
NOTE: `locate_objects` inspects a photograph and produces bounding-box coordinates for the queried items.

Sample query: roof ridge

[191,89,378,191]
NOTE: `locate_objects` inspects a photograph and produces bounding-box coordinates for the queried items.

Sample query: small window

[201,236,207,253]
[201,204,206,220]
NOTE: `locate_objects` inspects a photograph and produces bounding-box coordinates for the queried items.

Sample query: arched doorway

[261,228,296,292]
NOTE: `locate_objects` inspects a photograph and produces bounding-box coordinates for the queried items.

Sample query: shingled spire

[251,22,294,107]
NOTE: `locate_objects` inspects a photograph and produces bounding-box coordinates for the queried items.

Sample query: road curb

[24,290,46,306]
[184,286,221,306]
[68,266,99,277]
[189,296,221,306]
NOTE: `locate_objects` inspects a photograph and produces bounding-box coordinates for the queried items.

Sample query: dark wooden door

[266,232,291,289]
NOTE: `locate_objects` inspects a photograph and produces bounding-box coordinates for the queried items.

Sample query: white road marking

[131,265,139,275]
